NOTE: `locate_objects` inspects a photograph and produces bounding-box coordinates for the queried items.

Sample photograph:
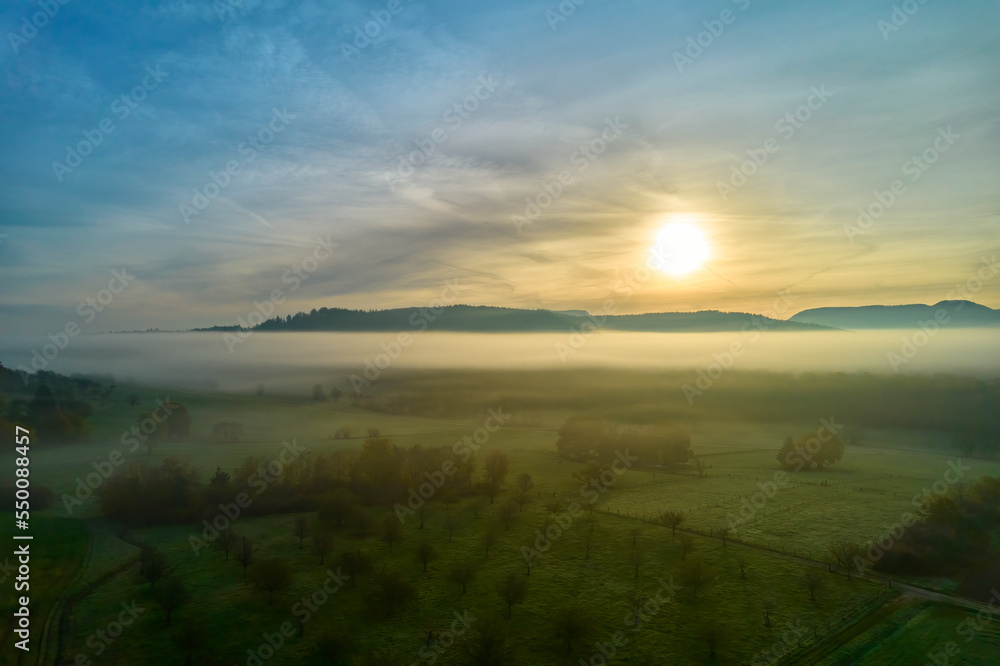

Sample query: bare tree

[482,528,498,557]
[762,597,776,627]
[381,516,403,553]
[444,514,458,542]
[702,621,726,661]
[661,510,685,538]
[483,450,510,503]
[828,540,862,580]
[312,529,334,565]
[552,605,597,655]
[495,570,528,618]
[694,457,707,477]
[171,619,206,666]
[735,553,748,579]
[335,549,372,583]
[679,534,694,560]
[292,516,310,549]
[418,505,429,530]
[719,527,729,547]
[416,541,439,572]
[628,548,648,578]
[629,527,641,547]
[249,557,293,605]
[127,392,140,408]
[237,537,256,580]
[804,567,825,601]
[684,558,713,601]
[465,617,512,664]
[584,533,592,560]
[448,560,476,594]
[154,576,187,627]
[141,548,169,590]
[213,529,237,561]
[497,501,517,530]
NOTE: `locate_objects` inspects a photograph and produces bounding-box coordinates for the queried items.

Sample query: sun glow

[651,220,710,276]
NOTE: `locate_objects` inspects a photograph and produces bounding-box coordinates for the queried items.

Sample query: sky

[0,0,997,334]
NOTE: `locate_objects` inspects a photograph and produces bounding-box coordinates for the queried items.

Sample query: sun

[650,221,710,276]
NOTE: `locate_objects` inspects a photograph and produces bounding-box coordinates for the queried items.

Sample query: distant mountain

[196,304,835,333]
[789,300,1000,330]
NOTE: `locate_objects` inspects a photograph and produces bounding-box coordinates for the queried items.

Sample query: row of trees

[556,416,692,466]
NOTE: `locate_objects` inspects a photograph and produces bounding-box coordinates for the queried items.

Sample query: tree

[372,569,417,617]
[249,557,293,604]
[312,384,326,400]
[483,451,510,503]
[127,392,140,408]
[804,567,825,601]
[679,534,694,560]
[213,529,237,561]
[735,553,748,579]
[313,529,334,565]
[552,605,597,655]
[448,560,476,594]
[172,619,206,666]
[626,588,649,629]
[828,540,862,580]
[628,548,648,578]
[209,466,231,489]
[778,430,845,471]
[584,533,592,560]
[465,617,512,665]
[629,527,641,547]
[141,548,169,590]
[762,597,776,627]
[237,537,256,580]
[444,514,458,542]
[684,558,713,601]
[416,541,438,572]
[513,473,535,511]
[335,549,372,583]
[381,516,403,553]
[497,501,517,531]
[661,510,685,538]
[693,457,707,477]
[329,387,343,402]
[293,516,310,549]
[495,570,528,618]
[319,488,361,529]
[702,620,726,661]
[482,528,498,557]
[154,576,187,627]
[367,427,381,438]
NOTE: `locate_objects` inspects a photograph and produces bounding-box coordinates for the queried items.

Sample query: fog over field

[3,329,999,391]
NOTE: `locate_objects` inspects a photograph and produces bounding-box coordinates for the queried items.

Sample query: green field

[10,377,1000,665]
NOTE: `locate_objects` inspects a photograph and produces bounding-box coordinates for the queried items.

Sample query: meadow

[6,368,1000,665]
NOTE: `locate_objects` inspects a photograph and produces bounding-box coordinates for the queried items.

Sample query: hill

[789,300,1000,330]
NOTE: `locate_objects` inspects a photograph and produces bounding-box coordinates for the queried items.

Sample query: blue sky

[0,0,997,333]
